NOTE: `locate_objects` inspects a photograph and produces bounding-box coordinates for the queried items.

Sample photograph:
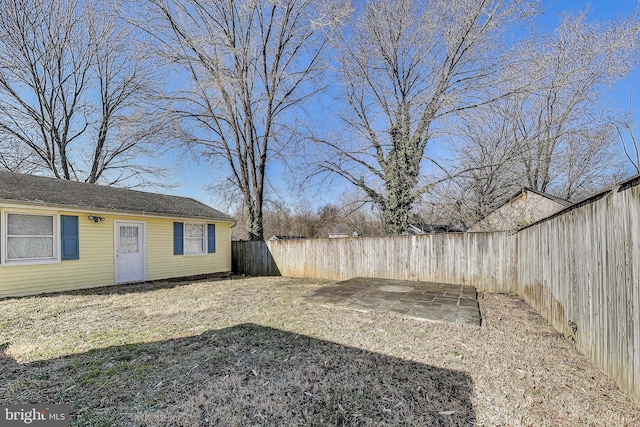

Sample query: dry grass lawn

[0,276,639,426]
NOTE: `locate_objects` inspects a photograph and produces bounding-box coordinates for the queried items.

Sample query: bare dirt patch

[0,277,638,426]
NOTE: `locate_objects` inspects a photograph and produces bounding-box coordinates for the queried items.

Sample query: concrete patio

[303,277,481,325]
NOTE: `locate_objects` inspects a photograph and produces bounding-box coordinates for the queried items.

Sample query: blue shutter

[207,224,216,253]
[173,222,184,255]
[61,215,79,260]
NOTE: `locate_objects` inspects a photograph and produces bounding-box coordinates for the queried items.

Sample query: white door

[115,221,146,283]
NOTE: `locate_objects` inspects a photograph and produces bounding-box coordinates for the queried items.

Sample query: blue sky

[163,0,640,213]
[555,0,638,19]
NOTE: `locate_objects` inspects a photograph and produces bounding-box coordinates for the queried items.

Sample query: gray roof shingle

[0,171,234,222]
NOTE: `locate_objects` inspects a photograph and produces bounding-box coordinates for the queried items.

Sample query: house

[268,235,306,241]
[328,225,358,238]
[468,187,571,232]
[0,171,234,298]
[408,223,464,234]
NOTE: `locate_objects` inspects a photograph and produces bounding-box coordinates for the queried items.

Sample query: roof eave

[0,198,235,223]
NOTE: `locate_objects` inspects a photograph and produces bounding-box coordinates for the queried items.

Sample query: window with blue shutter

[61,215,79,260]
[173,222,184,255]
[207,224,216,253]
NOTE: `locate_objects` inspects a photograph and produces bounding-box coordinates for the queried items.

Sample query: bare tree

[136,0,334,240]
[416,8,639,228]
[617,91,640,174]
[619,123,640,175]
[0,0,167,186]
[314,0,538,235]
[430,102,525,228]
[86,5,170,186]
[0,137,41,173]
[262,196,384,239]
[506,11,638,199]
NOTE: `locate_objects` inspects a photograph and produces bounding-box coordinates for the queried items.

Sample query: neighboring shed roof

[519,187,572,208]
[484,187,571,215]
[517,172,640,231]
[269,235,306,241]
[328,225,355,237]
[0,171,234,222]
[468,187,571,232]
[409,223,464,234]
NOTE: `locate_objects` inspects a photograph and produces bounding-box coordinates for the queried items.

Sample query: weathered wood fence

[233,232,515,293]
[515,176,640,407]
[231,176,640,405]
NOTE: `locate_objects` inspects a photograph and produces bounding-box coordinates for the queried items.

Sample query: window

[6,213,56,262]
[184,223,205,255]
[173,222,216,255]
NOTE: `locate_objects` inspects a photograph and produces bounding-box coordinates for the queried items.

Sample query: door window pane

[118,226,140,254]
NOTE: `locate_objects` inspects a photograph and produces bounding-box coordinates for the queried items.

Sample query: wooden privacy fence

[233,232,515,293]
[232,175,640,405]
[516,177,640,406]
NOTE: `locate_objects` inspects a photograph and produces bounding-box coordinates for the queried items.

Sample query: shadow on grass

[0,324,475,426]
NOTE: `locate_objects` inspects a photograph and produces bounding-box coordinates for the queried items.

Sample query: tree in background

[0,0,167,186]
[260,199,384,240]
[447,10,640,227]
[617,91,640,175]
[139,0,336,240]
[2,0,635,225]
[505,11,638,200]
[426,102,524,229]
[313,0,538,235]
[0,137,40,173]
